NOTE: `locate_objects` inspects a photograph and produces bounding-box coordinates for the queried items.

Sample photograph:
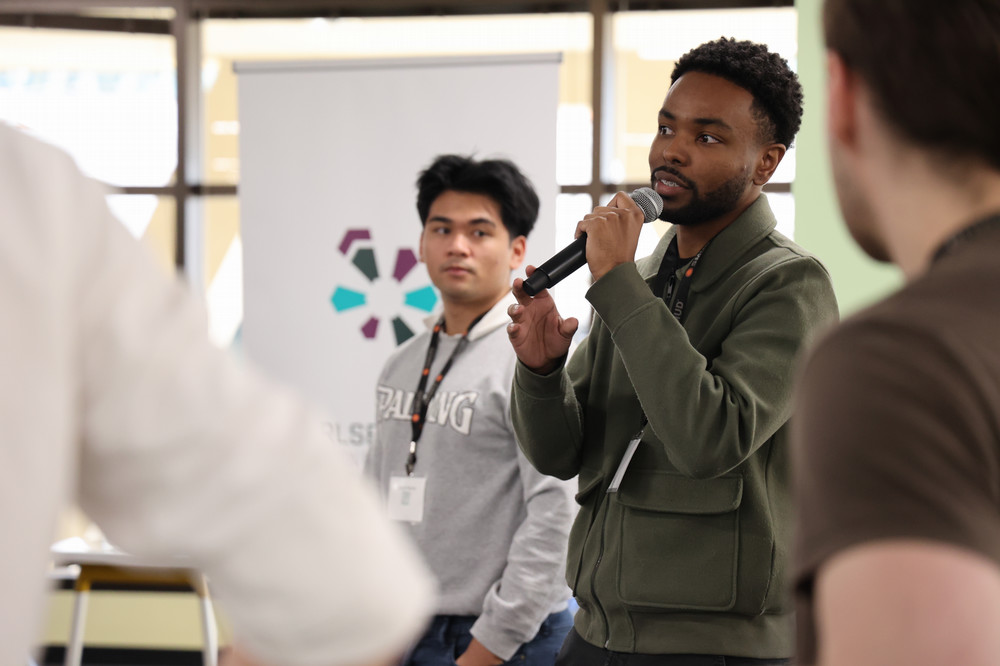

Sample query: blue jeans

[554,628,789,666]
[407,610,574,666]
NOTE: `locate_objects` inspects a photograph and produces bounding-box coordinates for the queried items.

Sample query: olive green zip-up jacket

[511,195,839,657]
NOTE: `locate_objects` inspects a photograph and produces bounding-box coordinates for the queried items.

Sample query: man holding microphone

[508,37,839,664]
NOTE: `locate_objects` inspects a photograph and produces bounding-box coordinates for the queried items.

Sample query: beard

[830,143,891,262]
[653,169,752,227]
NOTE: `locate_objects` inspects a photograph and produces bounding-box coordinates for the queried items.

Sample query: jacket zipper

[590,493,611,648]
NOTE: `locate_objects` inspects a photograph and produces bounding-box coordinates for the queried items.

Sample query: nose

[447,232,471,256]
[657,134,690,166]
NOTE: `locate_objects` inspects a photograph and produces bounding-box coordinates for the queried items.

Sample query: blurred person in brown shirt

[792,2,1000,665]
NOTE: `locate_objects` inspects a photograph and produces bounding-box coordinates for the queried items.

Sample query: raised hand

[507,266,579,375]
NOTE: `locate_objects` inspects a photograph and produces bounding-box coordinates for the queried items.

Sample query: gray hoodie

[365,294,574,659]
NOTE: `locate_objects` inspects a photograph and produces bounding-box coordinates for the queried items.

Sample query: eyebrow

[659,109,734,133]
[427,216,498,227]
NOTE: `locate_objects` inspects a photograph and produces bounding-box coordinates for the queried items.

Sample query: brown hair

[824,0,1000,171]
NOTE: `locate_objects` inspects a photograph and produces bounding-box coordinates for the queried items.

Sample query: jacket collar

[640,194,778,291]
[423,291,515,342]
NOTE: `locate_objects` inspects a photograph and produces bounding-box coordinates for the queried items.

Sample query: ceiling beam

[0,0,178,11]
[192,0,587,18]
[614,0,792,8]
[0,13,170,33]
[189,0,790,19]
[0,0,791,20]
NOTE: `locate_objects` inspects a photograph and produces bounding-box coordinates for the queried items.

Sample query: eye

[698,134,721,144]
[657,125,675,136]
[430,225,449,234]
[472,229,491,238]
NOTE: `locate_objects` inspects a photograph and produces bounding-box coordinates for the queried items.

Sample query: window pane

[201,196,243,348]
[201,14,593,186]
[106,194,177,274]
[611,8,798,185]
[551,193,596,344]
[767,192,796,240]
[0,27,177,187]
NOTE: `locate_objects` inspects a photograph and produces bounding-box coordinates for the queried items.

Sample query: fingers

[507,296,543,327]
[507,281,531,335]
[511,275,526,302]
[608,190,639,212]
[507,299,523,324]
[505,309,530,343]
[577,213,608,239]
[560,316,580,339]
[578,202,639,236]
[578,209,614,236]
[605,191,644,227]
[506,319,522,342]
[511,275,540,307]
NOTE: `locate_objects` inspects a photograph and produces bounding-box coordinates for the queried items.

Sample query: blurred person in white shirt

[0,122,434,666]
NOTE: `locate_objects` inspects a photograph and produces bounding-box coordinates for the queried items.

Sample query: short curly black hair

[671,37,803,148]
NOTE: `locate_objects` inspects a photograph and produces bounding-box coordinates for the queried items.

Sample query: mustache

[652,167,694,190]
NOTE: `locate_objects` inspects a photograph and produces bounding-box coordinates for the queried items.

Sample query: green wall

[794,0,900,316]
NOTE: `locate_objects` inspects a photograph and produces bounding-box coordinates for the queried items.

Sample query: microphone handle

[521,233,588,297]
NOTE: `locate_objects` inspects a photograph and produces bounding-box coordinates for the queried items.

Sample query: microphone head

[631,187,663,223]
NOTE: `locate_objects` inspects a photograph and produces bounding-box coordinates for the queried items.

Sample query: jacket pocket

[615,470,742,611]
[565,470,604,594]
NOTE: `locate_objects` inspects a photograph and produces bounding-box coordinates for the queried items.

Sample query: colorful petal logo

[330,228,437,345]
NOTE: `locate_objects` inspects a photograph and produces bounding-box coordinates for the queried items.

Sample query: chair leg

[65,583,90,666]
[197,577,218,666]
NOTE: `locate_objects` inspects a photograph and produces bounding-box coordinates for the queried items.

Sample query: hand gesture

[578,191,646,282]
[507,266,579,375]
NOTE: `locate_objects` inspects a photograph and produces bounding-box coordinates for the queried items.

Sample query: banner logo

[330,228,437,345]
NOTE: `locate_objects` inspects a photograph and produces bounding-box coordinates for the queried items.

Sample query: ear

[508,235,527,271]
[827,50,858,150]
[752,143,787,186]
[418,226,427,264]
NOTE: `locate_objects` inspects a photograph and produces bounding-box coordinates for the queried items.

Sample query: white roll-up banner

[237,54,559,466]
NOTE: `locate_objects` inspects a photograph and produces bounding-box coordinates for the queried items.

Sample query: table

[51,538,218,666]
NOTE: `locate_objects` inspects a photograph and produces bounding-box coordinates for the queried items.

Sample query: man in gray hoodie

[365,154,575,666]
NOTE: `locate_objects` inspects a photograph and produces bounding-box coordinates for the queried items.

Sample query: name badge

[388,475,426,523]
[607,436,641,493]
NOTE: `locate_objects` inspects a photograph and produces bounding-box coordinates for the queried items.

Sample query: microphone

[521,187,663,296]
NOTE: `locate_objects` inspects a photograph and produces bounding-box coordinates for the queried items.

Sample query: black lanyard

[405,312,487,476]
[651,235,713,324]
[634,235,713,436]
